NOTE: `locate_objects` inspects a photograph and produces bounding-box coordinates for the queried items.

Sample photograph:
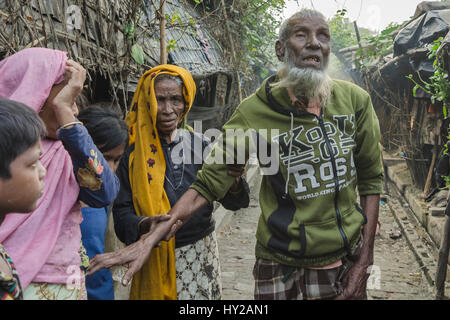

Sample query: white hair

[278,9,327,42]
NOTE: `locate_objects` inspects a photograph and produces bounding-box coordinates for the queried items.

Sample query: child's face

[0,140,46,215]
[103,141,127,173]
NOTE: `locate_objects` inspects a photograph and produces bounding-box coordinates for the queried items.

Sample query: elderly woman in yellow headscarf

[89,65,249,300]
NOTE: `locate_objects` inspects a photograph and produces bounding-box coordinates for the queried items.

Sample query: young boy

[0,97,47,300]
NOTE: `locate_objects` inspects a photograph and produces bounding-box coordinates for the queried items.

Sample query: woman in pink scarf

[0,48,119,300]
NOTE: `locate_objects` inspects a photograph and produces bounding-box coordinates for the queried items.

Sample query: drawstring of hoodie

[283,112,295,200]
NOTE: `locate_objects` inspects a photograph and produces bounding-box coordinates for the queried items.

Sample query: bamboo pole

[160,0,167,64]
[220,0,242,103]
[353,21,363,51]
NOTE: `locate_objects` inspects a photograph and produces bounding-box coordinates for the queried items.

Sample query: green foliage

[220,0,286,81]
[125,20,145,64]
[328,53,352,80]
[328,9,357,52]
[328,8,402,71]
[408,37,450,108]
[122,0,283,83]
[355,23,399,68]
[166,11,182,25]
[167,39,177,52]
[408,37,450,187]
[124,20,135,40]
[131,43,145,64]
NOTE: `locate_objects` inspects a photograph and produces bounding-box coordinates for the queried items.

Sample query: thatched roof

[0,0,231,115]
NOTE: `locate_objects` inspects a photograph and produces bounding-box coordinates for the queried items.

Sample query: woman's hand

[39,60,87,139]
[51,60,86,127]
[86,231,161,286]
[86,214,179,285]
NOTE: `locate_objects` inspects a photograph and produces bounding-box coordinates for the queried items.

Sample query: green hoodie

[191,76,384,267]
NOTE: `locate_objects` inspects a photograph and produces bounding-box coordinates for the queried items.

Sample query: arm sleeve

[58,123,120,208]
[354,91,384,195]
[190,108,252,204]
[111,147,147,245]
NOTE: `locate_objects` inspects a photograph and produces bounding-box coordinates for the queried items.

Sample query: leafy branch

[408,36,450,188]
[206,0,285,83]
[407,37,450,112]
[355,23,398,66]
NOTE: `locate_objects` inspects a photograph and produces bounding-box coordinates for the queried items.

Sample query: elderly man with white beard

[87,9,384,300]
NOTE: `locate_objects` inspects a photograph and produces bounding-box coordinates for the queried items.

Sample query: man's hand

[163,189,209,241]
[227,163,245,177]
[227,163,245,192]
[335,262,370,300]
[336,194,380,300]
[138,214,172,237]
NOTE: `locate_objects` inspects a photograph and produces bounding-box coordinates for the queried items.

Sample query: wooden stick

[160,0,167,64]
[435,213,450,299]
[424,133,439,197]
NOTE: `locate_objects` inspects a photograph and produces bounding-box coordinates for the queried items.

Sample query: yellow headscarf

[126,65,196,300]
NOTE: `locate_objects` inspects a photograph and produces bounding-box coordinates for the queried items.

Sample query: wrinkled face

[276,16,331,71]
[0,140,46,215]
[155,78,185,138]
[39,78,80,140]
[102,141,127,173]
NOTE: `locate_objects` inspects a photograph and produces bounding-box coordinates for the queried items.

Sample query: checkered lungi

[253,237,363,300]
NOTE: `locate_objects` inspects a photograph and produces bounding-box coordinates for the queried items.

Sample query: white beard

[277,48,332,107]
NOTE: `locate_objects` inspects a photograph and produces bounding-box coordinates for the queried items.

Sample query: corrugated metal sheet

[138,0,226,76]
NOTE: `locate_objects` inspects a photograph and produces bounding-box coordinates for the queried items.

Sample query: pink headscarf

[0,48,81,288]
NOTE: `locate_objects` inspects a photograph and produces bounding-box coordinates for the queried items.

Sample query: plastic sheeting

[379,9,450,90]
[413,1,450,20]
[394,9,450,57]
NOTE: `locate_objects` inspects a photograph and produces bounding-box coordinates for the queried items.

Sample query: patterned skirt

[23,246,89,300]
[23,281,87,300]
[175,231,222,300]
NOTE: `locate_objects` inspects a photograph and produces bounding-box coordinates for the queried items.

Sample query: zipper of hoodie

[317,113,351,254]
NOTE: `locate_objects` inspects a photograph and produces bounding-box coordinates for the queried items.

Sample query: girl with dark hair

[0,48,120,300]
[77,104,128,300]
[78,104,128,172]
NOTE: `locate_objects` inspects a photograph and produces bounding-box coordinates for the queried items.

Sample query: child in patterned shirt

[0,98,47,300]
